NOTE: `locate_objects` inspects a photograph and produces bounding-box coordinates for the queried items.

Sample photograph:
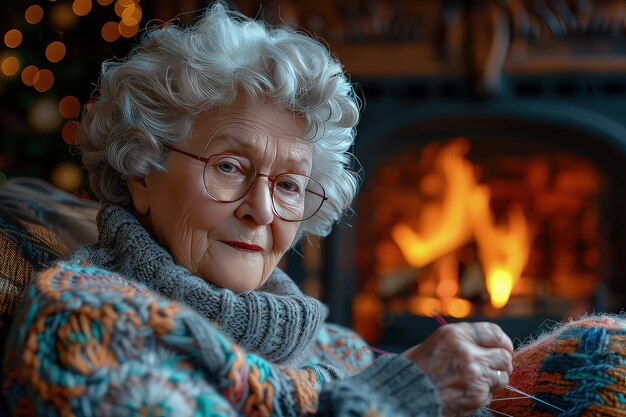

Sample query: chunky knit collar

[70,204,327,364]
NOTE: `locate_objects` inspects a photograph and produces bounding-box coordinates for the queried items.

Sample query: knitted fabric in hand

[489,315,626,417]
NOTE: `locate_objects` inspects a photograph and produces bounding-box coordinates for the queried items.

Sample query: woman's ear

[126,175,150,214]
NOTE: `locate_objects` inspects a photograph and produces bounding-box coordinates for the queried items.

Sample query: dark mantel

[155,0,626,97]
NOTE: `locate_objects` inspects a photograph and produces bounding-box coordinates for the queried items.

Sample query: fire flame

[391,139,530,309]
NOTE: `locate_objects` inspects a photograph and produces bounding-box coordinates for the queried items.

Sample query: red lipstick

[222,241,264,252]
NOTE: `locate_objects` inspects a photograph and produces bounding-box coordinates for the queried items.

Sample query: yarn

[489,315,626,417]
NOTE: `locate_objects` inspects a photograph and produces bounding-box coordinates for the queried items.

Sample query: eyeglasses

[164,145,328,222]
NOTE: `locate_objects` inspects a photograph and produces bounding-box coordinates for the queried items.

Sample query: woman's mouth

[221,241,264,252]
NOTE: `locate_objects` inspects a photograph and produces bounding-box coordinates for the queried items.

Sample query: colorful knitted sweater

[2,261,440,416]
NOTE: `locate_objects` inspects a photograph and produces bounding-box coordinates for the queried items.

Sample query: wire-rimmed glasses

[164,145,328,222]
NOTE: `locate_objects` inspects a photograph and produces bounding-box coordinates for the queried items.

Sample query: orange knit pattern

[490,315,626,417]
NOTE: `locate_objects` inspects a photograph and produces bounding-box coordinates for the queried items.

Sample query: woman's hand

[402,322,513,417]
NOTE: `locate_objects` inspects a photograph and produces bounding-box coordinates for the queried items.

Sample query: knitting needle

[430,309,565,413]
[485,407,516,417]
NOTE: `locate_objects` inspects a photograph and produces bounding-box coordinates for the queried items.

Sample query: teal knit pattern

[1,262,341,416]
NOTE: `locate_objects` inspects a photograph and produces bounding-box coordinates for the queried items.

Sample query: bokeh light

[62,121,80,144]
[101,21,120,42]
[25,5,45,24]
[45,41,67,63]
[28,97,63,133]
[59,96,81,118]
[50,162,83,193]
[118,0,136,7]
[21,65,39,86]
[119,21,139,38]
[50,3,79,29]
[1,56,20,77]
[33,69,55,92]
[121,4,142,26]
[114,0,125,17]
[97,0,115,5]
[72,0,93,16]
[4,29,23,48]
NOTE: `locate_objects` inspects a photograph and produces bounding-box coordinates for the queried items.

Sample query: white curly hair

[77,1,361,239]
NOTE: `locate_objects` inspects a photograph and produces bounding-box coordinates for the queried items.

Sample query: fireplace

[318,77,626,348]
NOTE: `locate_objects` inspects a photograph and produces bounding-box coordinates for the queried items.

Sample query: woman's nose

[234,176,274,225]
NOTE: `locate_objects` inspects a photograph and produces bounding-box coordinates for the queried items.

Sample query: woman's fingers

[464,322,514,352]
[402,322,514,417]
[490,369,509,392]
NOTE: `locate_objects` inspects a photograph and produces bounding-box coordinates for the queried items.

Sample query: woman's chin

[197,264,266,293]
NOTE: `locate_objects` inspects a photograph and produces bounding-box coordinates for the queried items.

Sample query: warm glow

[391,140,475,267]
[121,4,142,26]
[487,269,514,308]
[1,56,20,77]
[470,188,530,309]
[436,278,459,299]
[114,0,125,17]
[118,0,136,6]
[21,65,39,86]
[50,162,83,192]
[72,0,93,16]
[25,5,45,24]
[4,29,23,48]
[59,96,81,118]
[33,69,55,92]
[97,0,115,5]
[50,3,79,29]
[45,41,66,63]
[118,21,139,38]
[101,21,120,42]
[409,296,441,316]
[62,121,80,144]
[392,139,531,310]
[446,298,472,318]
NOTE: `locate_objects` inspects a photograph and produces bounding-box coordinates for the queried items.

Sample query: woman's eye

[277,179,300,193]
[217,162,236,173]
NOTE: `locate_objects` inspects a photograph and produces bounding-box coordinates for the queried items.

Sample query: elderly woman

[2,3,512,417]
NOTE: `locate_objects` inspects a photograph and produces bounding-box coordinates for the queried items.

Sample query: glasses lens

[203,156,326,222]
[203,154,255,201]
[273,173,325,221]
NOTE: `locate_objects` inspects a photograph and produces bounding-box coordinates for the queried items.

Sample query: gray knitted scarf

[70,204,327,364]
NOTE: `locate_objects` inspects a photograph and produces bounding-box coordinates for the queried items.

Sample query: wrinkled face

[128,97,311,293]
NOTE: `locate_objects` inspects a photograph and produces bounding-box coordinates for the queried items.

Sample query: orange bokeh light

[59,96,81,119]
[45,41,67,63]
[118,0,136,8]
[4,29,23,48]
[121,4,142,26]
[97,0,115,5]
[21,65,39,86]
[33,69,55,92]
[1,56,20,77]
[62,121,80,144]
[114,1,125,17]
[25,5,45,24]
[72,0,93,16]
[101,21,120,42]
[118,21,139,38]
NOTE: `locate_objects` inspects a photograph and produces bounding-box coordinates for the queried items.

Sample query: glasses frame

[164,144,328,222]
